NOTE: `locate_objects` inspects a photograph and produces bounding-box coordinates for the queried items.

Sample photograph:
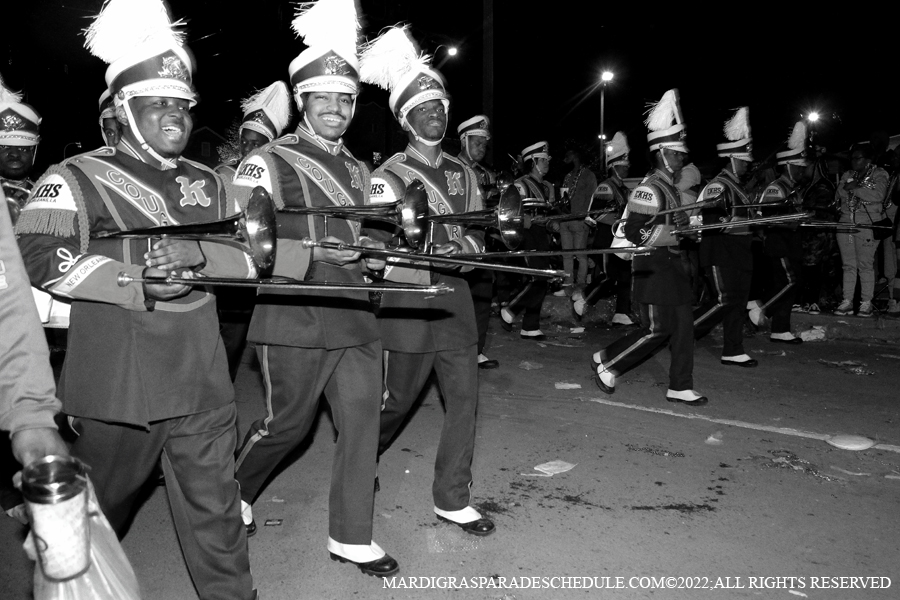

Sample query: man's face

[240,129,269,158]
[305,92,353,141]
[124,96,193,158]
[0,145,36,179]
[534,156,551,176]
[102,117,122,147]
[466,135,488,162]
[850,151,871,173]
[406,100,447,142]
[733,158,750,178]
[611,163,629,179]
[662,148,685,172]
[564,151,575,165]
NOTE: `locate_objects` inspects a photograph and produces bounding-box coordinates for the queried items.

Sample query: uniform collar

[117,139,179,171]
[296,123,345,156]
[720,169,741,184]
[653,168,675,185]
[407,144,443,168]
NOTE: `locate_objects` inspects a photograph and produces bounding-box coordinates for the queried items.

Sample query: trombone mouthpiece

[117,272,135,287]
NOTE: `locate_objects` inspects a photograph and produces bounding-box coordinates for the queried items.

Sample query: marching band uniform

[575,131,633,323]
[360,26,494,537]
[748,121,808,343]
[457,115,499,369]
[692,108,758,366]
[231,0,398,576]
[591,90,707,405]
[500,141,554,339]
[16,2,257,597]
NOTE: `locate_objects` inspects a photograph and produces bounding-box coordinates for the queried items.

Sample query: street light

[435,44,459,69]
[807,112,819,122]
[63,142,82,159]
[599,71,614,176]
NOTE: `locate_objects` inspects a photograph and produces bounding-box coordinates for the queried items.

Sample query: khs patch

[763,185,784,200]
[701,183,725,202]
[345,162,363,191]
[631,187,657,205]
[24,174,77,212]
[237,163,266,180]
[445,171,464,196]
[177,176,212,208]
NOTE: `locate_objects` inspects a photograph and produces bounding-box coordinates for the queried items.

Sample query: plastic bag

[26,480,142,600]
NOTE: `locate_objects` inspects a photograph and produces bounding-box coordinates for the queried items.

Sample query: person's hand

[145,238,205,271]
[359,238,386,271]
[312,235,361,266]
[584,216,597,227]
[843,180,860,192]
[142,266,192,301]
[10,428,69,468]
[431,241,462,269]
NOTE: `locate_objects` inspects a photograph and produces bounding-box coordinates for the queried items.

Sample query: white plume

[85,0,185,64]
[241,81,292,136]
[723,107,750,141]
[787,120,807,151]
[644,89,682,132]
[609,131,629,154]
[359,26,430,91]
[0,75,23,104]
[291,0,359,57]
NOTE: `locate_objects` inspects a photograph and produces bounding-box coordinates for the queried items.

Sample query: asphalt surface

[2,301,899,600]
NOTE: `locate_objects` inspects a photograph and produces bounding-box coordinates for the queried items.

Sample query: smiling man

[360,25,494,540]
[15,1,258,598]
[230,0,399,578]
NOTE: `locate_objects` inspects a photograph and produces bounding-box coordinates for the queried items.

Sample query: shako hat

[717,107,752,161]
[240,81,292,142]
[0,75,41,147]
[458,115,490,140]
[288,0,361,102]
[645,89,687,153]
[606,132,629,167]
[360,25,449,138]
[776,121,809,166]
[522,141,550,162]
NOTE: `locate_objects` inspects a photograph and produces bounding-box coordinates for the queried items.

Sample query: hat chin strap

[123,99,178,169]
[404,118,444,147]
[302,114,343,150]
[660,150,674,174]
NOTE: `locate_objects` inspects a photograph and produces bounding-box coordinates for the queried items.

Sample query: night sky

[5,2,898,180]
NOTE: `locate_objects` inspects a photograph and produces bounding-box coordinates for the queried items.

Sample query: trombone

[116,273,452,295]
[670,212,812,235]
[279,183,564,278]
[93,188,278,273]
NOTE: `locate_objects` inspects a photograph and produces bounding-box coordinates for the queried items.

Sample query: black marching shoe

[720,358,758,368]
[478,354,500,369]
[437,515,496,536]
[245,520,257,537]
[330,553,399,577]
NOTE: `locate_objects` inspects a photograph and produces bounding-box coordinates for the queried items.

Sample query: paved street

[2,302,899,600]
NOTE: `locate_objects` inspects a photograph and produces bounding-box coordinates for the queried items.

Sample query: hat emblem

[158,55,189,81]
[417,75,439,91]
[478,119,487,128]
[324,55,349,76]
[1,113,25,131]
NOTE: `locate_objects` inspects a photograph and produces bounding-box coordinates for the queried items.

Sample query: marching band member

[360,26,495,538]
[230,0,399,577]
[692,107,758,367]
[574,131,633,324]
[591,90,708,405]
[16,0,258,597]
[457,115,499,369]
[747,121,809,342]
[0,75,41,221]
[99,89,122,148]
[500,141,554,340]
[216,81,291,181]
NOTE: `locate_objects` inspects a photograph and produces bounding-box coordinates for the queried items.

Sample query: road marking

[577,396,900,454]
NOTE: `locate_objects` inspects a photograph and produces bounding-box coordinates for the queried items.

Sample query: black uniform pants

[72,404,254,600]
[464,268,493,354]
[598,302,695,391]
[762,256,798,334]
[693,265,752,357]
[235,341,382,545]
[379,345,478,512]
[506,226,550,331]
